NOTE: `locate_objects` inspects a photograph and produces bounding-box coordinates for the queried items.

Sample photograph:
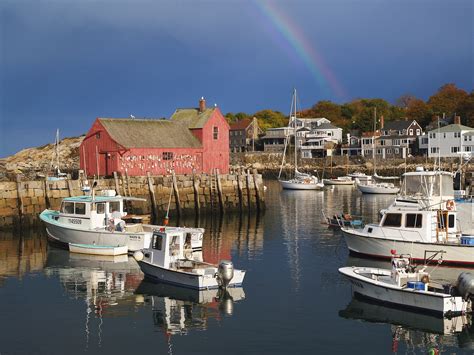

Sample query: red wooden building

[80,98,230,176]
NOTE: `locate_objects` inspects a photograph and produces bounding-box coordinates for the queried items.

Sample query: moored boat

[356,179,400,194]
[343,168,474,265]
[40,190,204,253]
[339,253,473,317]
[133,228,246,290]
[322,176,355,186]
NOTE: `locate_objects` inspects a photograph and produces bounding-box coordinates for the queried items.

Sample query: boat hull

[322,179,354,186]
[339,267,468,317]
[357,184,399,194]
[41,210,151,252]
[137,260,246,290]
[280,180,324,190]
[69,243,128,256]
[342,229,474,266]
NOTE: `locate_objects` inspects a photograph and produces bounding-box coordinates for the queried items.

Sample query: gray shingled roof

[170,108,216,129]
[429,124,474,133]
[382,120,413,131]
[314,122,340,130]
[98,118,202,148]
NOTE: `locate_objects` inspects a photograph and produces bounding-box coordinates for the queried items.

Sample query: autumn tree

[457,91,474,127]
[405,99,432,127]
[253,109,288,131]
[427,83,468,117]
[396,94,417,109]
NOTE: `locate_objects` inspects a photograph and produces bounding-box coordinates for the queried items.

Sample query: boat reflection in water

[339,295,473,353]
[135,281,245,335]
[341,255,474,352]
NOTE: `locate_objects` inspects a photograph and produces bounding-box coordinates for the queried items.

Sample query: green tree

[253,110,288,131]
[427,83,468,117]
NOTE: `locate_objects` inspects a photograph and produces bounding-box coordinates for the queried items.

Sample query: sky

[0,0,472,157]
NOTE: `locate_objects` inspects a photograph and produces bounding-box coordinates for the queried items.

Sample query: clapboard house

[80,98,230,176]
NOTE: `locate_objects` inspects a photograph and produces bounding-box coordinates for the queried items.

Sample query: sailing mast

[372,107,377,176]
[293,88,298,177]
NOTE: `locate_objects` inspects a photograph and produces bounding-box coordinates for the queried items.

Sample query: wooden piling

[16,175,24,224]
[43,178,51,209]
[192,172,200,215]
[113,172,120,196]
[66,174,74,197]
[252,168,261,212]
[246,169,251,209]
[147,172,157,221]
[236,168,243,212]
[171,171,182,218]
[215,169,225,214]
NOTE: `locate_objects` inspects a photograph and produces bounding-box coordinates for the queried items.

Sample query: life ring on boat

[446,200,455,211]
[421,275,430,284]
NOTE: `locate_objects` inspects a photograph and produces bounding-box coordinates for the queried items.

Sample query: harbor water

[0,180,473,354]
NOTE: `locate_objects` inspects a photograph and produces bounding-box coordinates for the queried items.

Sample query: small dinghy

[323,213,363,229]
[133,228,246,290]
[69,243,128,256]
[339,252,474,317]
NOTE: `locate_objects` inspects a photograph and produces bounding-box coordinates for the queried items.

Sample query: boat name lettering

[68,218,82,225]
[129,235,141,240]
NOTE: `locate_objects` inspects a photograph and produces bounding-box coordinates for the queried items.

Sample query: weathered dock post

[171,171,182,218]
[215,169,225,215]
[246,169,251,209]
[66,174,74,197]
[252,168,261,213]
[146,172,158,221]
[16,175,24,224]
[192,171,200,216]
[236,168,243,212]
[43,178,51,209]
[113,172,120,195]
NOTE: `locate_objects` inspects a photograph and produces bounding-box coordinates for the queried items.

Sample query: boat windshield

[401,173,453,198]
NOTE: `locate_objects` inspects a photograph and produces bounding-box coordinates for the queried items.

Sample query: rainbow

[254,0,346,99]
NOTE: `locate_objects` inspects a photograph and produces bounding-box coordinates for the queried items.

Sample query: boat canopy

[62,195,147,203]
[400,171,454,198]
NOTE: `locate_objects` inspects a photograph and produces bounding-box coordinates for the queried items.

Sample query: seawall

[0,170,265,229]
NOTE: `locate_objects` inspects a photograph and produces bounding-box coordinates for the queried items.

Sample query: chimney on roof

[454,116,461,125]
[380,115,384,129]
[199,97,206,113]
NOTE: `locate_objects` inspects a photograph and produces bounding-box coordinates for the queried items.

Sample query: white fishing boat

[69,243,129,256]
[40,189,204,253]
[347,172,372,182]
[339,253,473,317]
[133,228,246,290]
[342,168,474,265]
[356,179,400,194]
[278,89,324,190]
[323,176,355,186]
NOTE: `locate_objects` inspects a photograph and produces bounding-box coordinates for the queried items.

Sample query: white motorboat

[356,179,400,194]
[323,176,355,186]
[342,168,474,265]
[40,190,204,253]
[133,228,246,290]
[69,243,129,256]
[278,89,324,190]
[339,253,473,317]
[347,172,372,182]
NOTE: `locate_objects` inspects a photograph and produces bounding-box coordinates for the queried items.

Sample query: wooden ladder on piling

[210,169,219,214]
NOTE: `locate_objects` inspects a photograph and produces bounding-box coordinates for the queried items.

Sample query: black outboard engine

[456,272,474,300]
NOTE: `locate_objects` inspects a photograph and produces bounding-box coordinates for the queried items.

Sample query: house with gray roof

[427,117,474,158]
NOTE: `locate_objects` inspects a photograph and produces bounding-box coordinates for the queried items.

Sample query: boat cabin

[144,229,198,269]
[56,195,141,230]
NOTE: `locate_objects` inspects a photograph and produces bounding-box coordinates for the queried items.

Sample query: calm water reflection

[0,180,473,354]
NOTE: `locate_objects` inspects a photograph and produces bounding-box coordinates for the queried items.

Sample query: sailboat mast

[56,129,60,173]
[373,107,377,175]
[293,89,297,174]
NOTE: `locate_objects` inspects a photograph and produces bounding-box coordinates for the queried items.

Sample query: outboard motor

[456,272,474,300]
[216,260,234,289]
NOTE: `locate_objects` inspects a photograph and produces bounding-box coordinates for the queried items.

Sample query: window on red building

[163,152,173,160]
[213,126,219,140]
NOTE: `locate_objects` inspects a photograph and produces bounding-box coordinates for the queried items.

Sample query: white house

[427,119,474,158]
